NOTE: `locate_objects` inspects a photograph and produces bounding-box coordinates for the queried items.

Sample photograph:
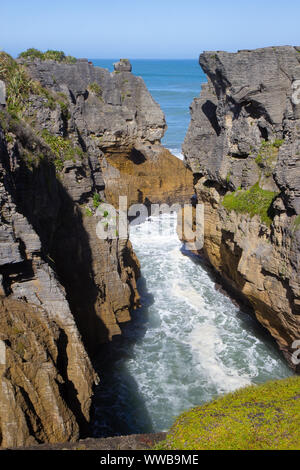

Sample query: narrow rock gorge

[183,46,300,370]
[0,53,192,447]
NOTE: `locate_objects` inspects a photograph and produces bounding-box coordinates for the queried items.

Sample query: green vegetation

[0,52,37,115]
[41,129,84,171]
[0,53,79,173]
[0,52,61,116]
[39,87,56,110]
[273,139,285,148]
[85,207,93,217]
[292,215,300,233]
[16,340,25,357]
[93,192,102,208]
[18,48,76,64]
[155,376,300,450]
[222,182,278,226]
[18,48,44,60]
[255,139,284,177]
[88,82,102,99]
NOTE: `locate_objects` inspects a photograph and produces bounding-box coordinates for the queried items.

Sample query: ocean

[91,59,207,157]
[91,60,292,437]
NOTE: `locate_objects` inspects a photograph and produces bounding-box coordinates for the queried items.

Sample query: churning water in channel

[92,213,292,437]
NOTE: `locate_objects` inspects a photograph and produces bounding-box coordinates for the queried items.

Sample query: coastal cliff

[23,56,193,208]
[183,46,300,369]
[0,52,192,447]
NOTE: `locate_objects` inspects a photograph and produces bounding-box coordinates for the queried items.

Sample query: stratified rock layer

[0,124,98,447]
[183,46,300,369]
[22,57,193,208]
[0,55,191,447]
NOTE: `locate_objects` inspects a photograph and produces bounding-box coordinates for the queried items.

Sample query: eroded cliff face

[0,122,98,447]
[183,46,300,369]
[23,58,193,209]
[0,54,189,447]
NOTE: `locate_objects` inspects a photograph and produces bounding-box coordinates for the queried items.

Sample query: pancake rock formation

[23,57,193,208]
[0,53,191,447]
[183,46,300,369]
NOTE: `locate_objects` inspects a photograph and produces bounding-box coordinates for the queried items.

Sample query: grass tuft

[255,139,284,177]
[41,129,84,172]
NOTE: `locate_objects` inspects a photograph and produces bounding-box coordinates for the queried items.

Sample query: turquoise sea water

[91,59,206,155]
[91,60,293,437]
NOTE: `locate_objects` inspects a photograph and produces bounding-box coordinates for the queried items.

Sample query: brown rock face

[0,122,98,447]
[103,146,193,208]
[0,298,94,447]
[183,46,300,369]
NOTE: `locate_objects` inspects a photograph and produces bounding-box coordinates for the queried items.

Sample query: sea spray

[93,214,292,436]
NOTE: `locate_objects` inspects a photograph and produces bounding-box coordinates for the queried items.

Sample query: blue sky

[2,0,300,59]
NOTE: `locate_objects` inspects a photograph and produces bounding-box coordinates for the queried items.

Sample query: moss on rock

[155,376,300,450]
[222,182,278,226]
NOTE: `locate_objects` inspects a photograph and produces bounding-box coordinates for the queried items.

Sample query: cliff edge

[183,46,300,369]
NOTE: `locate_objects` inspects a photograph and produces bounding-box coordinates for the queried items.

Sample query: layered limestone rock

[183,46,300,369]
[0,53,192,447]
[0,124,98,447]
[22,57,193,209]
[0,54,175,447]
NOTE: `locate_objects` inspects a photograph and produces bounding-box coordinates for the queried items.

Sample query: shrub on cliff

[18,48,77,64]
[41,129,84,172]
[222,182,278,226]
[0,52,37,115]
[155,376,300,450]
[18,48,44,60]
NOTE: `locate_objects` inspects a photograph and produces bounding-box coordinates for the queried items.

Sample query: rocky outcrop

[21,57,166,151]
[21,57,193,209]
[0,53,192,447]
[0,54,160,446]
[0,122,98,447]
[0,81,5,105]
[114,59,132,73]
[5,432,166,451]
[183,46,300,369]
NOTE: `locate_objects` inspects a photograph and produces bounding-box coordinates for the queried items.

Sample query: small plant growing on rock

[85,207,93,217]
[93,192,102,208]
[255,139,284,177]
[88,82,103,99]
[41,129,84,172]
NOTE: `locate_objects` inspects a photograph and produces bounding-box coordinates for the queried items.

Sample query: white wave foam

[188,324,252,393]
[121,213,292,431]
[172,281,206,311]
